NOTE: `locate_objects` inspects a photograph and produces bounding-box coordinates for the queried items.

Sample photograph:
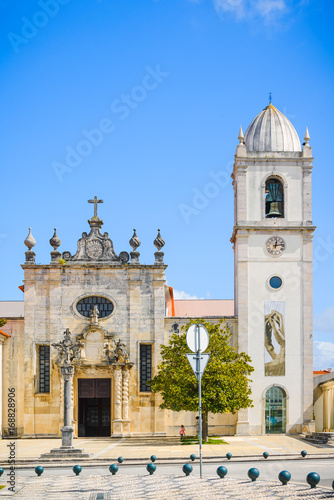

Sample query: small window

[76,296,114,318]
[39,345,50,393]
[140,344,152,392]
[269,276,282,289]
[265,178,284,218]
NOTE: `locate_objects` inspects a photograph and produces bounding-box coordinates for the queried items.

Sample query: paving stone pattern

[4,475,334,500]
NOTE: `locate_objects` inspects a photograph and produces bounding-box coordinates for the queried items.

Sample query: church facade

[0,104,315,438]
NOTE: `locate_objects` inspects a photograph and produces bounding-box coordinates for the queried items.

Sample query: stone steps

[300,433,329,444]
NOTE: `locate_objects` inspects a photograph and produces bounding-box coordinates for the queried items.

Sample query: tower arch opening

[265,177,284,218]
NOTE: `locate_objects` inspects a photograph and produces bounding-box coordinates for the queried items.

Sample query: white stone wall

[233,144,314,435]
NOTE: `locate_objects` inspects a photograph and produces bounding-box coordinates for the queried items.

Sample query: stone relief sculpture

[264,301,285,376]
[90,305,99,326]
[104,338,129,364]
[52,328,83,365]
[61,198,129,264]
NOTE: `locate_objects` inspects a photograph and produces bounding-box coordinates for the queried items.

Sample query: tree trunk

[202,411,209,442]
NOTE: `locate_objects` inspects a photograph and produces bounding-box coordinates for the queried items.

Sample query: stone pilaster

[112,365,123,436]
[302,233,314,425]
[122,366,131,435]
[234,231,250,434]
[302,165,313,224]
[236,164,248,223]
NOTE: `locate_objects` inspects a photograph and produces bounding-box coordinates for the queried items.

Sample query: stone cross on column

[41,330,91,458]
[88,196,103,218]
[51,330,83,450]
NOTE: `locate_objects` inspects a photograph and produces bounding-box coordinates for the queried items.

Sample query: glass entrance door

[265,386,286,434]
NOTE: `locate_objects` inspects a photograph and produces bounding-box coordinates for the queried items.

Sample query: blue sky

[0,0,333,368]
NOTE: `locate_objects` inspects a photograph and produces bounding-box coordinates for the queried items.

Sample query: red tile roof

[0,329,10,338]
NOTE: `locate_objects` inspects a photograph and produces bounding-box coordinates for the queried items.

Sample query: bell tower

[231,104,315,435]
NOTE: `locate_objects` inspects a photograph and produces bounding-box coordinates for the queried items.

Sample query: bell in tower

[265,178,284,218]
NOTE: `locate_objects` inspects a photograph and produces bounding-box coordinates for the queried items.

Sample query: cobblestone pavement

[1,475,333,499]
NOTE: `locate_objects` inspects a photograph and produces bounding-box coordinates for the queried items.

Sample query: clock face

[266,236,285,256]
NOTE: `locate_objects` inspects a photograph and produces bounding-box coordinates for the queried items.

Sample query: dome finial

[304,126,310,145]
[238,125,244,144]
[269,91,272,104]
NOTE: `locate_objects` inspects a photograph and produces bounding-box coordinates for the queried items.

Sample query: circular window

[76,296,114,318]
[269,276,282,289]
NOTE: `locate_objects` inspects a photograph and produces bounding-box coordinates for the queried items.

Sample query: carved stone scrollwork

[61,198,130,264]
[104,339,129,364]
[114,367,122,420]
[122,368,130,420]
[52,329,83,365]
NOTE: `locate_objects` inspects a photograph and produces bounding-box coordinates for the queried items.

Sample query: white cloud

[173,289,203,300]
[314,307,334,332]
[314,341,334,371]
[212,0,288,23]
[214,0,246,18]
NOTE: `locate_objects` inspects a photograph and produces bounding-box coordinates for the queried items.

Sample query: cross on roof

[88,196,103,218]
[269,91,272,104]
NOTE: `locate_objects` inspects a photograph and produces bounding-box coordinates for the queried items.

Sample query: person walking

[179,425,186,441]
[195,416,200,440]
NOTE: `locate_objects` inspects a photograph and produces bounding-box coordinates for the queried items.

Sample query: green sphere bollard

[263,452,269,459]
[146,463,156,475]
[117,457,124,464]
[306,472,320,488]
[34,466,44,477]
[217,466,228,478]
[73,465,82,476]
[226,452,232,460]
[182,464,193,476]
[150,455,157,463]
[248,468,260,482]
[278,470,291,485]
[190,454,196,462]
[109,464,118,475]
[301,450,307,457]
[0,468,4,477]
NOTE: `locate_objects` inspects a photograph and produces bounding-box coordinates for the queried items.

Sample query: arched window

[265,386,286,434]
[265,178,284,218]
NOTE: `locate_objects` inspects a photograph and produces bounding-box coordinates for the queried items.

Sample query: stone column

[324,390,330,431]
[235,231,250,435]
[61,365,74,446]
[112,366,123,437]
[329,389,333,431]
[122,366,131,436]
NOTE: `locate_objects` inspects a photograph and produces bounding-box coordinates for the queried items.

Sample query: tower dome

[244,103,301,152]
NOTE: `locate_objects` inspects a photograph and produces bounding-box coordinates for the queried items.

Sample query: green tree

[150,319,254,441]
[0,318,7,328]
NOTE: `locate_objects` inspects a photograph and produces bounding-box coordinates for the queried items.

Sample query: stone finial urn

[24,228,36,250]
[129,229,141,264]
[129,229,141,251]
[24,228,36,264]
[154,229,165,264]
[50,228,61,263]
[50,228,61,250]
[154,229,165,251]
